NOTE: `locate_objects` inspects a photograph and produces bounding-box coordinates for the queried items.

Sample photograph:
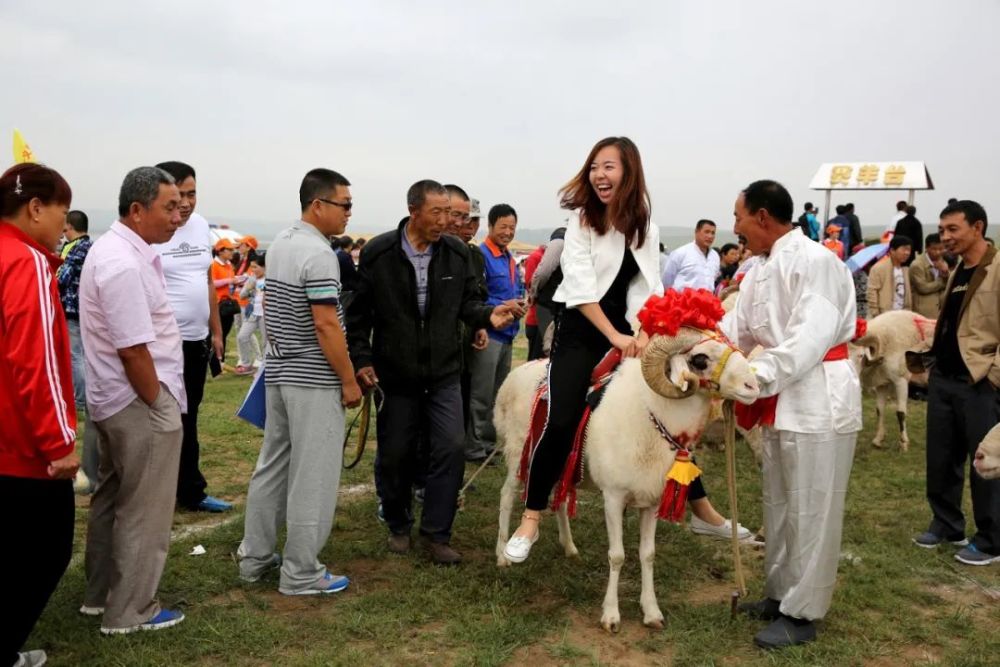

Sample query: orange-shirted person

[234,235,258,311]
[211,239,245,358]
[822,224,845,260]
[233,236,260,369]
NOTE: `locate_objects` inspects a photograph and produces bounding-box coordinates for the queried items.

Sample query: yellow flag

[13,129,35,164]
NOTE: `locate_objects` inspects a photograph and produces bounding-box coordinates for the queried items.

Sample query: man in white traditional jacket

[720,180,862,650]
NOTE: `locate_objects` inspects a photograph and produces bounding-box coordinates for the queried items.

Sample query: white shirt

[79,222,186,421]
[892,266,905,310]
[153,212,213,341]
[660,241,720,291]
[720,229,861,434]
[553,210,663,323]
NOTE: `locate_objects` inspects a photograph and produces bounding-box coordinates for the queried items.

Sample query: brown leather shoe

[427,542,462,566]
[387,533,411,554]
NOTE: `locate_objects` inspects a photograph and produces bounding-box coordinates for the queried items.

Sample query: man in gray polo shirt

[238,168,363,595]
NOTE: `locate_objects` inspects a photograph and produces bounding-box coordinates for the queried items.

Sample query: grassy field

[27,336,1000,666]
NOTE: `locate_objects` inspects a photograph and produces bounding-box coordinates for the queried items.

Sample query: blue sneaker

[955,543,1000,566]
[912,531,968,549]
[279,572,350,596]
[101,608,185,635]
[195,496,233,513]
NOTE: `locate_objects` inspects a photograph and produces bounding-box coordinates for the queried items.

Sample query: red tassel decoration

[658,478,690,522]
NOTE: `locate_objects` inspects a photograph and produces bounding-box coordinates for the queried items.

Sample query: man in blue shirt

[465,204,523,462]
[57,210,98,491]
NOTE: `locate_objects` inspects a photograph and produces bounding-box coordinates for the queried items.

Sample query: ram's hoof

[600,615,621,634]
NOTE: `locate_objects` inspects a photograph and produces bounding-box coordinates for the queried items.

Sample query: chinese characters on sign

[830,165,853,185]
[827,163,908,187]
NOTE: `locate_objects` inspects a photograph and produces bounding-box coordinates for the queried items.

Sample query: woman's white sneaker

[504,532,539,564]
[690,515,753,540]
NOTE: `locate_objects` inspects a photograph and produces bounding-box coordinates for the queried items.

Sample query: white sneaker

[79,604,105,616]
[15,651,47,667]
[690,515,753,540]
[503,531,540,564]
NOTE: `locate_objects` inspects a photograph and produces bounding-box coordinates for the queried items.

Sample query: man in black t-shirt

[914,200,1000,566]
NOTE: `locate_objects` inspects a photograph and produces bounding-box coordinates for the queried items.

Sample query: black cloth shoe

[754,616,817,650]
[737,597,782,621]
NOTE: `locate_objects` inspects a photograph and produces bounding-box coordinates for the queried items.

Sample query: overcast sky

[3,0,999,240]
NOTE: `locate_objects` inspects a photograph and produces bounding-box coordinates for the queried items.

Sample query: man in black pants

[348,180,520,565]
[153,161,232,513]
[914,200,1000,565]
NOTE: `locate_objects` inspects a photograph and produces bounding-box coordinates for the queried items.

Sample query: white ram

[850,310,936,451]
[494,327,760,631]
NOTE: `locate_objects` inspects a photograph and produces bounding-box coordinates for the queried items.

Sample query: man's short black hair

[337,235,353,249]
[251,251,266,267]
[925,233,941,246]
[906,205,917,216]
[299,168,350,212]
[742,180,793,223]
[836,204,847,215]
[443,184,469,201]
[845,203,855,212]
[66,210,88,233]
[804,202,814,212]
[890,235,912,251]
[155,161,196,184]
[488,203,517,226]
[695,219,716,231]
[896,200,908,211]
[947,198,958,205]
[720,242,738,255]
[940,200,988,235]
[407,180,447,209]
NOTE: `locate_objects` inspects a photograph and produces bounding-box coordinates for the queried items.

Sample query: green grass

[29,334,1000,666]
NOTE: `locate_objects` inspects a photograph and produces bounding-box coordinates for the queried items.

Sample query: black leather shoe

[387,533,411,554]
[754,616,817,649]
[737,597,782,621]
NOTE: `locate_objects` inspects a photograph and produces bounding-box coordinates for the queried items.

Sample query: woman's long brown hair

[558,136,650,248]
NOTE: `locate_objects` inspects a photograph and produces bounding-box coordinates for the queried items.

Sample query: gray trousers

[83,387,183,629]
[238,384,345,593]
[236,314,264,367]
[762,428,856,621]
[465,338,512,459]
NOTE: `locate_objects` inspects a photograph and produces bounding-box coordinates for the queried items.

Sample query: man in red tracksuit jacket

[0,163,80,667]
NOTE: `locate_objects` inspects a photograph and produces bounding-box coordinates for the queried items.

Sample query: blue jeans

[67,319,86,407]
[67,319,99,487]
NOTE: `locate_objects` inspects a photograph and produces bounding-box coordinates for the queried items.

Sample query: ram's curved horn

[640,328,704,399]
[854,332,882,362]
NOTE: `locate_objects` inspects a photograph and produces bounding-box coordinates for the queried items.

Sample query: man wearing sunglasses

[237,168,363,595]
